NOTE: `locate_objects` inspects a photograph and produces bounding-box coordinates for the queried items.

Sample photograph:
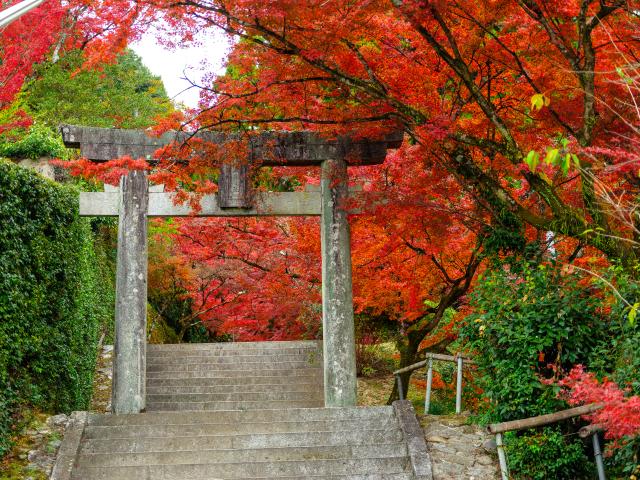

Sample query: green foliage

[460,258,611,478]
[461,260,607,421]
[505,427,594,480]
[0,124,67,160]
[0,161,111,455]
[23,49,174,129]
[482,208,527,257]
[588,264,640,477]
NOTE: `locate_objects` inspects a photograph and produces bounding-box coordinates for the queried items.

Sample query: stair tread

[81,427,402,443]
[88,406,394,425]
[75,444,409,468]
[71,457,412,479]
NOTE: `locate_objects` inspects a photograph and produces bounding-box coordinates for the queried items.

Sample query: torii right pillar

[320,156,357,407]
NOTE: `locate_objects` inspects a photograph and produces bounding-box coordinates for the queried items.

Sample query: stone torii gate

[60,125,402,414]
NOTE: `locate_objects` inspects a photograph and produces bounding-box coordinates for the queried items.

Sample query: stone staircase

[146,341,325,411]
[53,341,431,480]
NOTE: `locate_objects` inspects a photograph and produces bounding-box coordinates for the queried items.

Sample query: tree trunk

[387,331,422,403]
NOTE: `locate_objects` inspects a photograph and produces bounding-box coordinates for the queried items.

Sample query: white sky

[131,29,230,109]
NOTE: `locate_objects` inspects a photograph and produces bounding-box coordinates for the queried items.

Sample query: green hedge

[0,160,111,455]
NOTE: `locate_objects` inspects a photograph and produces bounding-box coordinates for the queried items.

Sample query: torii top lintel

[60,125,403,166]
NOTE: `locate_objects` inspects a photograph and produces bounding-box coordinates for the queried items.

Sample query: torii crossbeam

[61,124,402,413]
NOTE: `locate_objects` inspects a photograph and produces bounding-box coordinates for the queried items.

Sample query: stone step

[71,457,411,479]
[87,407,394,426]
[147,341,320,351]
[73,472,411,480]
[147,352,322,365]
[146,391,323,403]
[76,443,408,467]
[85,421,399,449]
[146,367,323,377]
[147,349,322,362]
[146,383,320,395]
[145,375,322,387]
[145,399,324,411]
[147,362,321,373]
[85,418,397,438]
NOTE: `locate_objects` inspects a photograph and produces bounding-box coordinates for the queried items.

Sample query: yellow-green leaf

[545,148,559,165]
[629,302,639,326]
[562,154,571,175]
[531,93,545,111]
[524,150,540,172]
[571,153,580,169]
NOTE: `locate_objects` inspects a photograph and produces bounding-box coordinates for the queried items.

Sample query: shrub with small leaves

[460,258,611,478]
[0,124,67,160]
[0,161,110,455]
[505,427,594,480]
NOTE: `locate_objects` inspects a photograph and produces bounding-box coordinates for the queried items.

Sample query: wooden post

[455,354,463,414]
[320,157,357,407]
[112,170,148,414]
[496,433,509,480]
[425,356,433,414]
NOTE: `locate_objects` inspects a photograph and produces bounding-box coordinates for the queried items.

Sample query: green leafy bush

[462,261,607,421]
[589,265,640,477]
[0,161,111,455]
[0,124,67,160]
[460,259,611,478]
[505,427,594,480]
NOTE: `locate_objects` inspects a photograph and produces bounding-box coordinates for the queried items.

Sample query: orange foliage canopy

[128,0,640,265]
[39,1,639,345]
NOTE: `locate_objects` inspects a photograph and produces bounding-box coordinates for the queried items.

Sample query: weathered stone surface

[320,157,357,407]
[51,342,437,480]
[51,411,88,480]
[112,171,148,414]
[421,414,500,480]
[218,163,253,208]
[60,124,403,166]
[48,414,70,428]
[393,400,433,480]
[79,190,322,217]
[16,157,64,180]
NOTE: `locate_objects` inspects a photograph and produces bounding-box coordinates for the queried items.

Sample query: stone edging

[393,400,434,480]
[50,411,88,480]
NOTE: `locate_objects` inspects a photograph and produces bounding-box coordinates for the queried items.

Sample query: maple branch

[409,241,483,337]
[450,150,551,229]
[191,76,335,99]
[430,254,455,285]
[453,4,578,139]
[586,0,626,32]
[517,0,581,72]
[402,239,427,256]
[219,254,270,272]
[343,40,388,95]
[173,0,427,126]
[390,0,521,160]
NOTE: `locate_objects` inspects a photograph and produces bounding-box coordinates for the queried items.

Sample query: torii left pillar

[112,170,148,414]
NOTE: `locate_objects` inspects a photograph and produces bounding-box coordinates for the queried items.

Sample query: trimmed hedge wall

[0,160,111,455]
